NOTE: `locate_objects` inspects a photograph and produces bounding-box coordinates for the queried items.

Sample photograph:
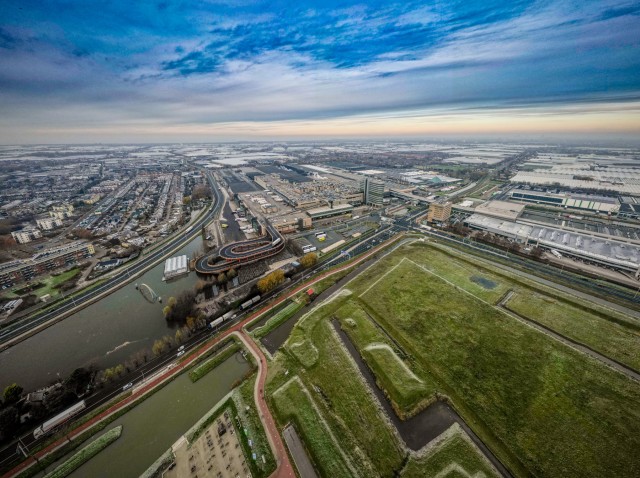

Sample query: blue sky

[0,0,638,142]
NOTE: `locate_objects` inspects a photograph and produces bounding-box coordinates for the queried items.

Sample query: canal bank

[30,352,251,478]
[0,234,206,393]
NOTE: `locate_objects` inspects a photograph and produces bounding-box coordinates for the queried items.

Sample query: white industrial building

[465,213,640,273]
[163,255,189,280]
[510,166,640,194]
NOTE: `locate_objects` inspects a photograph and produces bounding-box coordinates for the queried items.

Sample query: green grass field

[266,240,640,478]
[506,290,640,371]
[37,268,80,298]
[336,301,434,417]
[418,243,640,372]
[401,425,499,478]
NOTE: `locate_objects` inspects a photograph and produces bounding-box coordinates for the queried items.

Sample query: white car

[122,382,133,391]
[177,350,185,357]
[178,345,185,352]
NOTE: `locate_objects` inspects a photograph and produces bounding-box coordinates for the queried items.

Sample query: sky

[0,0,639,143]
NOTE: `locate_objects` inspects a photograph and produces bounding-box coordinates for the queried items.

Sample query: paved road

[282,425,318,478]
[234,332,295,478]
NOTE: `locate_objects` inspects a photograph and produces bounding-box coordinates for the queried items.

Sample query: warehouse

[465,213,640,273]
[163,255,189,280]
[509,189,619,214]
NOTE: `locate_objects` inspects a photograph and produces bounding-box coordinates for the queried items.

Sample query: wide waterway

[35,352,250,478]
[0,233,206,392]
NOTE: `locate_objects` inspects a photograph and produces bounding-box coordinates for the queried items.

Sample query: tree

[3,384,23,405]
[0,407,19,440]
[530,246,544,259]
[299,252,318,269]
[72,228,93,239]
[227,268,237,279]
[152,340,165,356]
[192,184,212,200]
[114,364,125,377]
[175,328,184,344]
[186,316,196,331]
[0,235,17,250]
[167,296,177,308]
[217,272,227,284]
[162,305,172,318]
[65,368,92,395]
[257,269,285,294]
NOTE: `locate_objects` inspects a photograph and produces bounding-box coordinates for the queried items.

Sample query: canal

[35,352,250,478]
[0,234,206,392]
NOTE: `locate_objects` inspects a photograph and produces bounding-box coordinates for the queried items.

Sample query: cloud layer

[0,0,638,142]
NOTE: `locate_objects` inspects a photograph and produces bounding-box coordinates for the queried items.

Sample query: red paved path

[4,233,403,478]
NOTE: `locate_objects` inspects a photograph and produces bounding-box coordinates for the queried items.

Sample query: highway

[0,170,223,350]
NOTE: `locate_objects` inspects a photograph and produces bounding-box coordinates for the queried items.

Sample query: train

[209,310,237,329]
[33,400,86,440]
[239,295,261,311]
[208,295,261,329]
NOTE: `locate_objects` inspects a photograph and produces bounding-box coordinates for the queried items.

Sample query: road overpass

[195,222,285,274]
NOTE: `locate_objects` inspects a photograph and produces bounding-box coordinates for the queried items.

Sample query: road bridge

[195,222,285,275]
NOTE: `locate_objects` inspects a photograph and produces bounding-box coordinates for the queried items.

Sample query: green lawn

[266,241,640,477]
[419,242,640,372]
[357,252,640,478]
[270,293,405,477]
[37,268,80,298]
[188,342,240,382]
[44,425,122,478]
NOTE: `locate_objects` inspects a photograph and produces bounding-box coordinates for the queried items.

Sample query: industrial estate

[0,141,638,478]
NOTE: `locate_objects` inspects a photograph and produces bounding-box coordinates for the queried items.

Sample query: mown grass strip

[189,342,240,382]
[253,300,305,339]
[44,425,122,478]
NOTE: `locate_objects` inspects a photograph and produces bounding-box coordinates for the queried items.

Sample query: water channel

[34,352,250,478]
[0,234,206,392]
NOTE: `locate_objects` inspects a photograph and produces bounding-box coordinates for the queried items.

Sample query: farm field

[266,240,640,478]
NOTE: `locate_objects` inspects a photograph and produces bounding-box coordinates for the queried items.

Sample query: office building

[362,178,384,206]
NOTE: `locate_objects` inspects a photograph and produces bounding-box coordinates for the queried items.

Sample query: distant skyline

[0,0,639,144]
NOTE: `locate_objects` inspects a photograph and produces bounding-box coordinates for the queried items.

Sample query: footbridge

[195,223,285,275]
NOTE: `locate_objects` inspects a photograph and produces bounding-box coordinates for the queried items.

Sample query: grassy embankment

[267,241,640,478]
[188,339,241,383]
[401,425,498,478]
[44,425,122,478]
[251,299,305,339]
[352,244,640,477]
